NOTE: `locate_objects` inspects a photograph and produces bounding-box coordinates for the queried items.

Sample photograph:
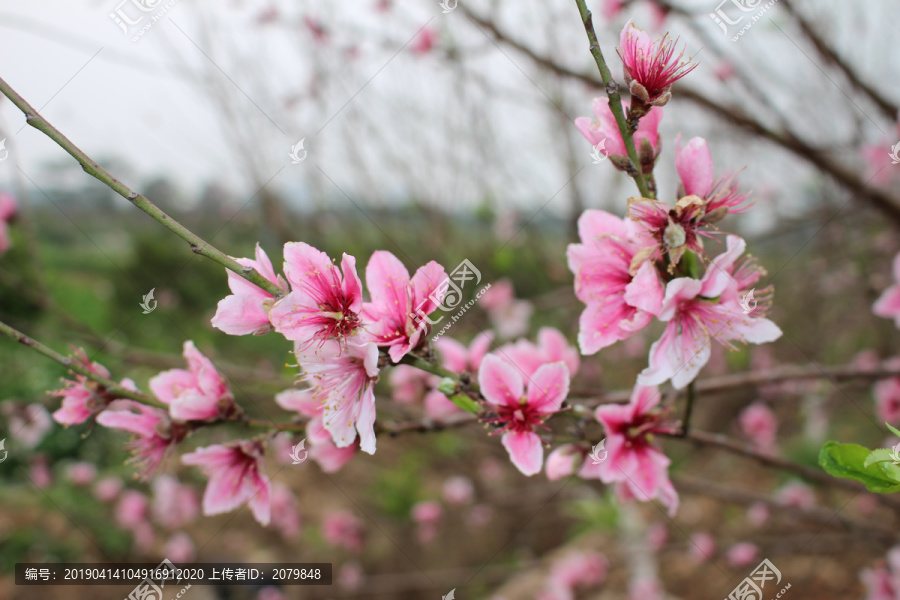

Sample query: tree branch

[0,76,284,297]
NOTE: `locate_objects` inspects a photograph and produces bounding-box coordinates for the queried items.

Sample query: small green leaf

[886,422,900,439]
[864,448,898,468]
[818,441,900,493]
[446,394,481,415]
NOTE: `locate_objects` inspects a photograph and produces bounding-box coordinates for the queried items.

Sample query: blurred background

[0,0,899,598]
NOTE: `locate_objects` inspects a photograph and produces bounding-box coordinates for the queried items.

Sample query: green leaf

[446,393,481,415]
[818,441,900,493]
[886,422,900,439]
[865,448,898,467]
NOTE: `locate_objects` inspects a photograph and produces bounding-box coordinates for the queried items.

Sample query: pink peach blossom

[115,490,149,529]
[545,444,587,481]
[690,531,716,563]
[388,365,437,404]
[151,475,199,530]
[29,455,52,488]
[747,502,770,527]
[727,542,759,567]
[65,462,96,486]
[617,20,698,106]
[479,354,570,476]
[480,279,533,339]
[442,476,475,505]
[646,522,668,552]
[93,476,123,503]
[270,483,302,538]
[322,510,364,553]
[575,97,662,158]
[163,532,195,563]
[591,384,679,515]
[51,351,114,425]
[675,136,752,217]
[362,250,447,362]
[738,402,778,451]
[567,209,664,355]
[294,337,379,454]
[269,242,364,346]
[0,192,16,221]
[638,238,781,390]
[2,402,52,448]
[874,253,900,328]
[411,26,438,54]
[412,500,443,544]
[776,481,816,509]
[337,562,365,591]
[211,244,286,336]
[499,327,580,378]
[96,400,184,478]
[181,441,271,526]
[274,389,358,472]
[425,332,494,418]
[149,341,234,421]
[876,376,900,425]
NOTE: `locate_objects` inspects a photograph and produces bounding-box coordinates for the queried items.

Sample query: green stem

[573,0,653,199]
[0,319,164,407]
[0,76,283,297]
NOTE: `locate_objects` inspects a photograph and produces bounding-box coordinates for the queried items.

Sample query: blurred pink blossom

[738,402,778,452]
[480,279,533,340]
[411,26,438,54]
[29,455,51,488]
[322,510,364,553]
[65,462,96,486]
[3,403,52,448]
[270,483,302,539]
[727,542,759,567]
[874,253,900,328]
[442,476,475,505]
[163,532,195,563]
[93,476,123,503]
[151,475,199,530]
[690,531,716,563]
[411,500,443,544]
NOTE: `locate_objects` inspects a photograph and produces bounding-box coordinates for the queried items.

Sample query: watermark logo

[739,288,757,315]
[590,139,609,164]
[442,589,456,600]
[289,439,308,465]
[588,439,607,465]
[726,558,789,600]
[289,139,307,164]
[140,288,157,314]
[889,142,900,165]
[110,0,182,42]
[406,259,491,341]
[126,558,191,600]
[0,138,8,163]
[438,0,458,13]
[709,0,779,41]
[0,438,7,463]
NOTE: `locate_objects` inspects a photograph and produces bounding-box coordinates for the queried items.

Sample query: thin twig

[0,76,284,297]
[571,0,652,198]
